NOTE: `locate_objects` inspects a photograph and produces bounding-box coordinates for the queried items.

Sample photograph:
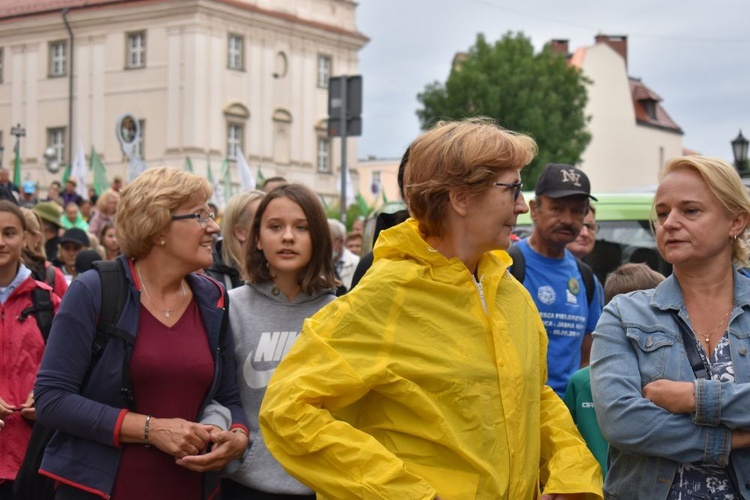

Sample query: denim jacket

[590,270,750,500]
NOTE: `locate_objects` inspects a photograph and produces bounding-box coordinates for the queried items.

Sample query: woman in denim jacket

[591,155,750,499]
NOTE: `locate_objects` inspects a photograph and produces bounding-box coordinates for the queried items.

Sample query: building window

[642,99,657,120]
[126,32,146,69]
[274,51,288,79]
[371,170,382,194]
[0,48,4,83]
[317,138,331,173]
[49,41,67,77]
[317,54,331,88]
[47,127,66,163]
[227,123,243,161]
[228,35,244,70]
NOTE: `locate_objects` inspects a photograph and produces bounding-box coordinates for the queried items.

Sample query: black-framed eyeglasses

[493,181,523,201]
[170,209,216,229]
[583,222,600,233]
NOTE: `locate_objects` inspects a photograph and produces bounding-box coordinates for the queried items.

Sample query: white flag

[71,140,88,198]
[236,147,256,191]
[339,162,355,208]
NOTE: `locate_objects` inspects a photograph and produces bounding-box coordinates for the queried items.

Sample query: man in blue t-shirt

[513,163,603,396]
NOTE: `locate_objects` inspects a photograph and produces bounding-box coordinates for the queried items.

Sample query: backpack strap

[44,265,56,288]
[19,286,55,343]
[506,244,526,283]
[575,258,595,306]
[90,259,135,407]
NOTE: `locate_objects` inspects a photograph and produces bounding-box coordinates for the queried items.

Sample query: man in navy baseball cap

[534,163,598,201]
[509,163,603,396]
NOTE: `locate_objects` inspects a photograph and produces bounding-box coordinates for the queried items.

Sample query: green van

[365,192,670,284]
[513,191,670,283]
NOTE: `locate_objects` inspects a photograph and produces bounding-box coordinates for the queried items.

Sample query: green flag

[381,189,389,204]
[356,192,369,215]
[90,146,107,195]
[257,166,265,187]
[61,163,71,185]
[13,143,21,186]
[185,157,194,172]
[206,156,215,184]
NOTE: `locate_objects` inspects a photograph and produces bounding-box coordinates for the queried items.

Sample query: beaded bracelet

[144,415,152,447]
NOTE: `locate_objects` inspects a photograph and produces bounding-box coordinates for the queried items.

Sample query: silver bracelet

[144,415,152,447]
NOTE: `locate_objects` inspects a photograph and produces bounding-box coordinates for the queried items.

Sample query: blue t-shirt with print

[514,238,603,395]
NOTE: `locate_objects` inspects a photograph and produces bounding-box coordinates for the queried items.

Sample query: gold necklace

[136,265,186,318]
[693,307,732,343]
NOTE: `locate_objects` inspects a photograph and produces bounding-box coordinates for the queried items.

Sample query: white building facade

[566,35,684,192]
[0,0,367,200]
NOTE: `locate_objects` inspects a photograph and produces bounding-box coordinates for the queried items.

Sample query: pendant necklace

[136,264,186,318]
[694,307,732,344]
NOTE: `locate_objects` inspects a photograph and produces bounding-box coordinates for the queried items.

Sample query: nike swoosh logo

[243,351,275,389]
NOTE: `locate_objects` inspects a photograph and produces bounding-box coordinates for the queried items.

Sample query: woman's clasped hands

[129,416,248,472]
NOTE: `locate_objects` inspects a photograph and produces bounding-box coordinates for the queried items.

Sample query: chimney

[452,52,468,72]
[595,34,628,67]
[549,39,569,56]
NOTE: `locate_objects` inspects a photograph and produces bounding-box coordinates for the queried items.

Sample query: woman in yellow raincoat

[259,118,603,500]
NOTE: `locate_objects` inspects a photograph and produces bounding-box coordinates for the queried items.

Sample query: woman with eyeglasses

[34,167,249,500]
[258,118,603,499]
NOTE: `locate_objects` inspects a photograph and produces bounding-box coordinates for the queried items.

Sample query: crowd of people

[1,117,749,499]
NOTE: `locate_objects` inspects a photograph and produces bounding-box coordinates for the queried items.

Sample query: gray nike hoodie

[224,280,336,494]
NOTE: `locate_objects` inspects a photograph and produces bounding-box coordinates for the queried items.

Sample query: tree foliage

[417,32,591,187]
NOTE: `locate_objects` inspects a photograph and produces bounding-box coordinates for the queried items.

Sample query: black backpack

[17,265,58,341]
[13,260,129,500]
[507,244,595,306]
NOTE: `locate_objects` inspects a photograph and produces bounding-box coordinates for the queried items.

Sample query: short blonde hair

[116,167,212,259]
[221,190,265,269]
[657,155,750,266]
[96,189,120,213]
[20,207,45,257]
[404,117,537,237]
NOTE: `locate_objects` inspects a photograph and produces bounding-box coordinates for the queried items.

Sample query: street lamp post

[732,130,749,175]
[0,145,4,168]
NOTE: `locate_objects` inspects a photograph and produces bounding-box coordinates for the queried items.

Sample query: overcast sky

[354,0,750,167]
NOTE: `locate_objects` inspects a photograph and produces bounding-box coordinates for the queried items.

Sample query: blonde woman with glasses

[34,167,249,499]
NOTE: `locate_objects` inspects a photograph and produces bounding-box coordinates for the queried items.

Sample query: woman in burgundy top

[35,167,249,499]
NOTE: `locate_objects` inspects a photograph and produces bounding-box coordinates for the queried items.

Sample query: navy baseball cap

[535,163,597,201]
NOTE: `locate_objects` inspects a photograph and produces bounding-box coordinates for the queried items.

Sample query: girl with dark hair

[220,183,336,499]
[0,200,61,497]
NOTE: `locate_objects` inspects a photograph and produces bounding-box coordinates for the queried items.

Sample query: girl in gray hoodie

[221,183,337,499]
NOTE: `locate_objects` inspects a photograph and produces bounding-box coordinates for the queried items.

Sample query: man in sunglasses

[509,163,603,396]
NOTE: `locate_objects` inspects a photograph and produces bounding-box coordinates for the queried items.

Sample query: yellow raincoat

[260,219,602,499]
